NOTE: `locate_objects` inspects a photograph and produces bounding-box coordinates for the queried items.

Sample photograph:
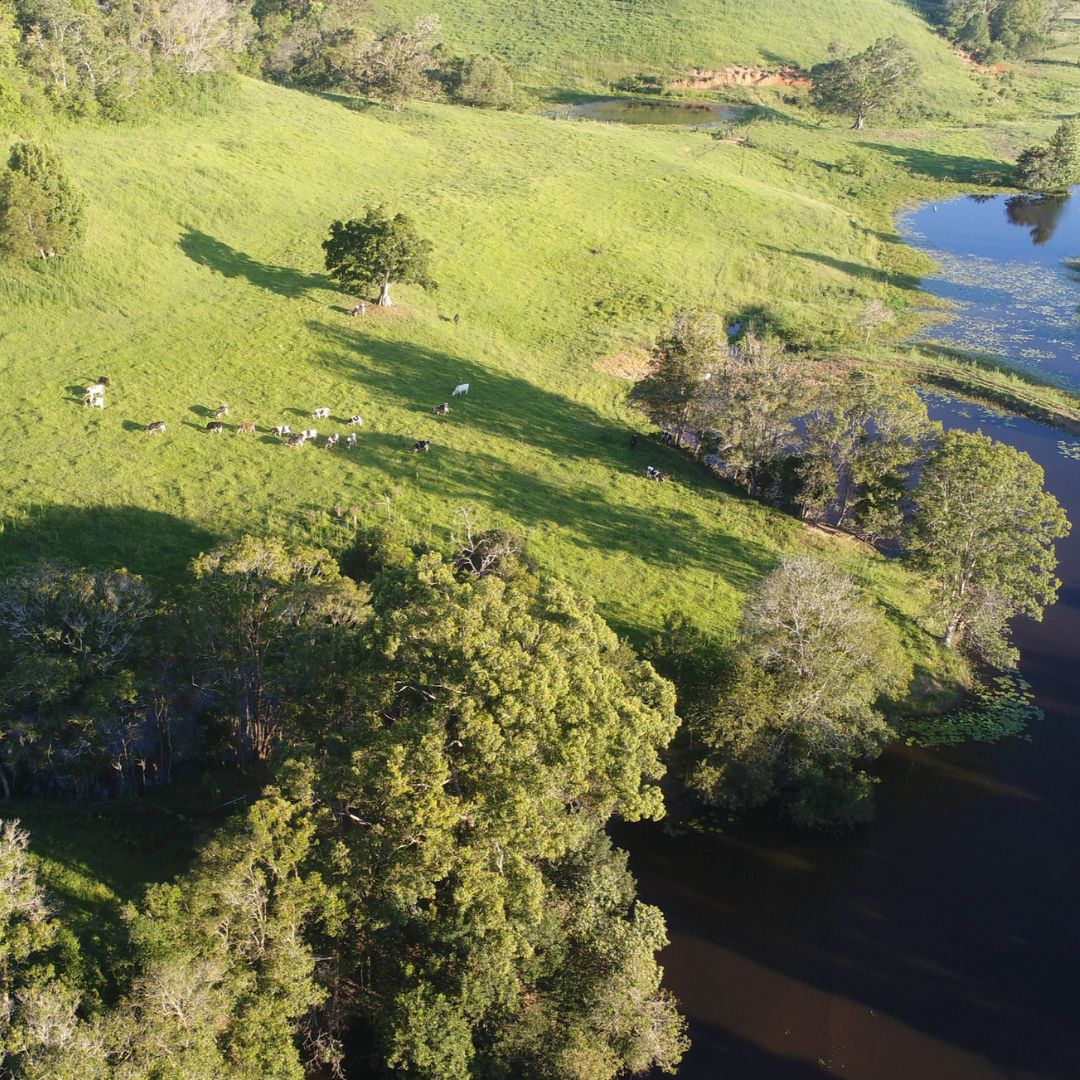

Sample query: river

[622,191,1080,1079]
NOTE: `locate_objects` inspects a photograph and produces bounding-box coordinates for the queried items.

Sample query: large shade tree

[313,549,687,1077]
[0,141,84,260]
[689,556,911,830]
[906,429,1069,668]
[809,36,919,129]
[322,203,435,306]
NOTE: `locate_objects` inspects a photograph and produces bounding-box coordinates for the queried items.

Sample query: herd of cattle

[82,379,472,454]
[83,377,672,480]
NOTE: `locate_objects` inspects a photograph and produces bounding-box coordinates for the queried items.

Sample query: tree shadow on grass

[0,505,218,587]
[178,226,330,298]
[859,142,1008,184]
[301,324,781,608]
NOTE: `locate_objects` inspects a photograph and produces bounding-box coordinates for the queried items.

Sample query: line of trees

[0,530,688,1078]
[926,0,1062,61]
[0,0,514,121]
[632,311,1069,670]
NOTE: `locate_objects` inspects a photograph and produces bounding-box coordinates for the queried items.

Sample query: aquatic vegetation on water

[1057,438,1080,459]
[900,674,1040,747]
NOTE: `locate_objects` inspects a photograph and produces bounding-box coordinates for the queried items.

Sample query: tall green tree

[0,562,154,798]
[187,535,370,761]
[689,556,910,830]
[906,429,1069,667]
[797,375,937,537]
[809,36,919,129]
[630,309,728,448]
[1015,120,1080,192]
[322,203,435,306]
[314,551,686,1077]
[0,142,85,260]
[349,13,441,109]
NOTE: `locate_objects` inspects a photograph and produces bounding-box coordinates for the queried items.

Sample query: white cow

[452,383,470,397]
[302,428,318,441]
[312,407,330,420]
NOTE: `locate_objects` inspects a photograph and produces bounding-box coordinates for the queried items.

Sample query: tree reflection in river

[1004,193,1070,245]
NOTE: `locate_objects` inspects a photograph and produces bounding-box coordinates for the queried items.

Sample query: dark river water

[621,194,1080,1080]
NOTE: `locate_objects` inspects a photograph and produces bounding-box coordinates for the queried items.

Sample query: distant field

[0,78,983,665]
[370,0,987,110]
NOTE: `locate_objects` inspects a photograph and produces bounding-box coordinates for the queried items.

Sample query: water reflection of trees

[1005,194,1070,246]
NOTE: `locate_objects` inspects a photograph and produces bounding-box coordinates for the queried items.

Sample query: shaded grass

[0,78,997,651]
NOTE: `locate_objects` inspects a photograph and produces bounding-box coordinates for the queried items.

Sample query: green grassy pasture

[0,78,985,659]
[370,0,986,110]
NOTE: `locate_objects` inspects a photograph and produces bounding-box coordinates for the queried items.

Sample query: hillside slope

[371,0,984,109]
[0,78,974,659]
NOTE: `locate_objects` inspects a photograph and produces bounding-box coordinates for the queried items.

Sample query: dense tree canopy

[1014,120,1080,192]
[0,141,84,260]
[906,429,1069,667]
[797,375,938,538]
[315,549,685,1076]
[688,556,910,829]
[932,0,1059,60]
[347,13,441,109]
[323,203,436,306]
[809,36,919,129]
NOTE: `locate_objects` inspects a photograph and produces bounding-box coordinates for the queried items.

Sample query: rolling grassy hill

[0,78,989,659]
[371,0,987,110]
[3,0,1063,962]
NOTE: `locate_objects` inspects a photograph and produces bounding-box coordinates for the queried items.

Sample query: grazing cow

[659,431,674,445]
[411,439,431,453]
[285,434,306,448]
[97,376,110,388]
[145,420,166,434]
[434,402,450,415]
[346,432,357,449]
[325,433,340,449]
[351,301,367,317]
[452,383,469,396]
[237,421,256,434]
[205,421,224,434]
[301,429,318,441]
[312,407,330,420]
[214,404,229,418]
[629,433,639,450]
[646,465,667,483]
[272,424,291,438]
[348,415,363,426]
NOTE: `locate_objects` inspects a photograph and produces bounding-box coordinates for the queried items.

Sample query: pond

[546,98,751,129]
[619,197,1080,1079]
[900,188,1080,390]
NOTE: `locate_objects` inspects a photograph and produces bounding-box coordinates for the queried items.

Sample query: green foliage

[348,13,442,108]
[315,552,684,1075]
[934,0,1057,60]
[0,142,84,260]
[797,374,937,538]
[810,36,919,129]
[0,562,154,798]
[322,202,435,305]
[901,673,1039,746]
[689,555,911,830]
[630,309,729,449]
[187,535,370,760]
[1015,120,1080,191]
[448,52,513,108]
[906,429,1070,667]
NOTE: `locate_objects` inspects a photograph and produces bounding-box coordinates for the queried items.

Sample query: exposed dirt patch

[597,349,652,380]
[668,66,810,91]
